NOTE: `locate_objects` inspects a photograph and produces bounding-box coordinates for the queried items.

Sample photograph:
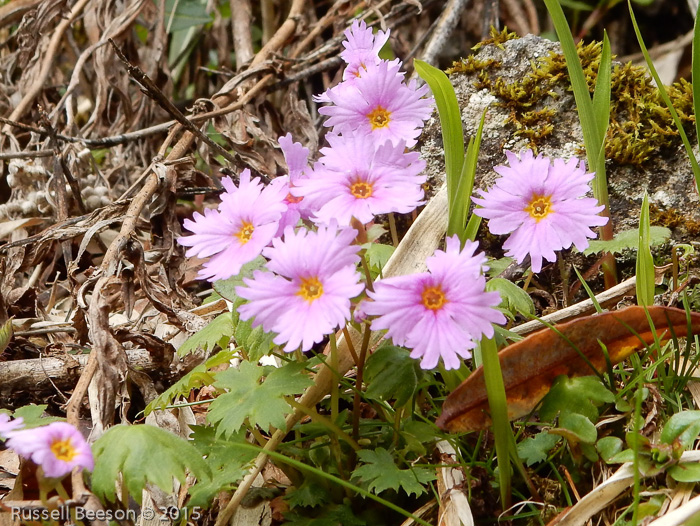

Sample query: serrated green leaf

[9,404,63,428]
[517,432,561,466]
[145,349,237,413]
[233,315,275,362]
[400,420,438,457]
[597,436,624,462]
[556,413,597,445]
[668,462,700,482]
[207,361,312,436]
[92,424,209,504]
[178,312,234,357]
[539,376,615,423]
[0,318,12,354]
[284,503,366,526]
[285,478,331,509]
[352,448,436,497]
[660,410,700,449]
[363,243,395,275]
[364,345,424,407]
[584,226,671,256]
[213,256,267,302]
[486,277,535,317]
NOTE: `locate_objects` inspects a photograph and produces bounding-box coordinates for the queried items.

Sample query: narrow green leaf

[629,0,700,193]
[636,193,655,306]
[592,32,612,146]
[0,318,12,355]
[414,59,464,213]
[693,2,700,147]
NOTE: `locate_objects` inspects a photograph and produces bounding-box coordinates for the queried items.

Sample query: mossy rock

[419,32,700,241]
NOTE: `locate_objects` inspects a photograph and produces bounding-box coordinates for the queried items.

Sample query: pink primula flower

[0,413,23,439]
[318,60,434,148]
[275,134,313,233]
[472,150,608,273]
[293,133,425,226]
[178,169,287,281]
[364,236,505,370]
[236,223,364,352]
[7,422,94,478]
[340,19,390,80]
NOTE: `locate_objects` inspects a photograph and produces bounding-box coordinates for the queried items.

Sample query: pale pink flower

[178,169,287,281]
[276,134,313,233]
[236,223,364,352]
[318,60,434,147]
[472,150,608,273]
[7,422,94,478]
[0,413,23,439]
[340,19,390,80]
[292,133,425,226]
[363,236,505,370]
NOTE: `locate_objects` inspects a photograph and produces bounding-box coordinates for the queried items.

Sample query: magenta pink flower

[340,19,390,80]
[178,169,287,281]
[318,60,434,148]
[363,236,505,370]
[236,223,364,352]
[472,150,608,273]
[7,422,94,478]
[276,134,313,233]
[292,133,425,225]
[0,413,23,439]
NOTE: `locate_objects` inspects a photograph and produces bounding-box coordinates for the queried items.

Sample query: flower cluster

[178,20,507,370]
[0,416,93,479]
[472,150,608,273]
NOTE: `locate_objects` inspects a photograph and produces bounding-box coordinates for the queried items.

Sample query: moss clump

[448,36,696,165]
[650,204,700,237]
[472,26,519,51]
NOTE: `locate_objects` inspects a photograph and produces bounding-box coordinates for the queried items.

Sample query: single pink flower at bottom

[236,223,364,352]
[472,150,608,273]
[0,413,24,439]
[7,422,94,478]
[364,236,505,370]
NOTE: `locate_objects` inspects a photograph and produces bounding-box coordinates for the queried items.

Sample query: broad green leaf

[413,59,464,214]
[232,311,276,363]
[364,345,424,407]
[0,318,12,354]
[539,375,615,423]
[213,256,267,302]
[597,436,624,462]
[554,413,597,445]
[486,277,535,317]
[517,432,561,466]
[10,404,62,428]
[363,243,395,275]
[660,410,700,449]
[668,462,700,482]
[486,257,514,278]
[92,424,209,504]
[352,448,436,497]
[584,226,671,255]
[636,193,655,306]
[177,312,234,357]
[400,420,439,457]
[164,0,212,33]
[207,361,312,436]
[146,349,237,413]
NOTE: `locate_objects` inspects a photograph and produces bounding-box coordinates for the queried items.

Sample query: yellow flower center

[525,194,553,222]
[421,285,447,311]
[235,221,255,244]
[367,106,391,129]
[349,179,373,199]
[50,438,78,462]
[298,277,324,303]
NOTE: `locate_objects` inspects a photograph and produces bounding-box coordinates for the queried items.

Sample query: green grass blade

[414,59,465,213]
[629,0,700,193]
[692,2,700,145]
[636,192,655,306]
[592,31,611,148]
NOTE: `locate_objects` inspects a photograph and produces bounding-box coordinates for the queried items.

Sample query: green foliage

[0,318,12,354]
[486,277,536,318]
[284,503,366,526]
[554,413,597,445]
[517,432,561,466]
[540,375,615,423]
[636,193,655,306]
[92,425,209,504]
[146,349,237,413]
[207,361,312,436]
[364,345,425,407]
[177,312,234,357]
[213,256,267,302]
[187,426,257,508]
[597,436,624,462]
[6,404,63,428]
[363,243,395,275]
[352,448,436,497]
[285,478,332,509]
[659,410,700,451]
[584,226,671,255]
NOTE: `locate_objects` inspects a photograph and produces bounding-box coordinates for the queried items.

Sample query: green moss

[472,26,519,51]
[650,204,700,237]
[448,35,696,165]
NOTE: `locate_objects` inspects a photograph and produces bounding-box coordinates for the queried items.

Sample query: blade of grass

[693,2,700,145]
[636,193,655,306]
[629,0,700,193]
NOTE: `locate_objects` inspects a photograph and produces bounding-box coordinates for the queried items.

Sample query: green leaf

[584,226,671,255]
[232,312,276,363]
[637,193,655,306]
[285,478,331,509]
[146,349,236,413]
[486,257,514,278]
[284,503,366,526]
[660,410,700,449]
[517,432,561,466]
[363,243,395,275]
[693,0,700,151]
[486,277,535,317]
[539,376,615,423]
[668,462,700,482]
[554,413,598,445]
[187,426,256,508]
[352,448,436,497]
[178,312,234,357]
[0,318,12,354]
[10,404,63,428]
[213,256,267,302]
[92,424,210,504]
[364,345,424,407]
[597,436,624,462]
[400,420,439,457]
[207,361,312,436]
[453,109,486,243]
[164,0,212,33]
